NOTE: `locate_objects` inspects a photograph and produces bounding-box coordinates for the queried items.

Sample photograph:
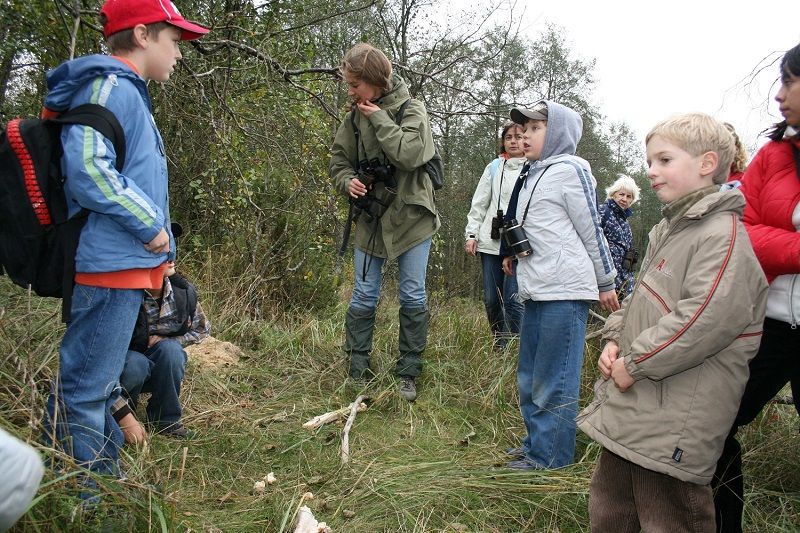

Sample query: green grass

[1,278,798,532]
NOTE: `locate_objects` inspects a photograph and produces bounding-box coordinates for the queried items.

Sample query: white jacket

[764,201,800,325]
[465,156,527,255]
[513,101,616,301]
[0,428,43,530]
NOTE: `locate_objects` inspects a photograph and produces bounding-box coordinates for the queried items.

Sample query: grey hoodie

[514,101,616,301]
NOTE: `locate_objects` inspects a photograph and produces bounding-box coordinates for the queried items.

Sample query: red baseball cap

[101,0,210,41]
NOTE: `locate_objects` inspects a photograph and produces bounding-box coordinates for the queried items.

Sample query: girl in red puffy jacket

[713,42,800,533]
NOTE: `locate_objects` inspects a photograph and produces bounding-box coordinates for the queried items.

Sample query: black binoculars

[490,209,504,240]
[501,218,533,259]
[622,247,639,271]
[358,158,396,189]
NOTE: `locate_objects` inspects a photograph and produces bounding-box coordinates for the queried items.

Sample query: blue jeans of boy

[349,238,431,311]
[44,285,142,477]
[480,252,523,338]
[120,338,187,429]
[517,299,589,468]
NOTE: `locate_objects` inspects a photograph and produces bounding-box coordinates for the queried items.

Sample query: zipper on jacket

[790,275,798,329]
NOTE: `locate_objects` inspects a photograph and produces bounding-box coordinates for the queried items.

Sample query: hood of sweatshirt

[44,54,150,112]
[538,100,583,161]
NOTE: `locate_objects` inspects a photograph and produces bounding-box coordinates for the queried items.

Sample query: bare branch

[269,1,378,36]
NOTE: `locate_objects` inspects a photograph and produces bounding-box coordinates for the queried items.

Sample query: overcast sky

[483,1,800,157]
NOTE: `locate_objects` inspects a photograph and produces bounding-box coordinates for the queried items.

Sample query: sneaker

[156,423,194,439]
[506,457,547,470]
[506,446,528,458]
[399,377,417,402]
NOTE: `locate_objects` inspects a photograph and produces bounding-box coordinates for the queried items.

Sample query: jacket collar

[663,186,744,223]
[606,198,633,219]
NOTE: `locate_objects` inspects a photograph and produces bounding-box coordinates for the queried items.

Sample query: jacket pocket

[639,271,673,315]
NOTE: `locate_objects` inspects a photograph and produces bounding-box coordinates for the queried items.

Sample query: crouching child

[577,113,768,532]
[112,265,209,441]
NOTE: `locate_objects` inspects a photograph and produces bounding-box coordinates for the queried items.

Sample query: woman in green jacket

[330,43,440,401]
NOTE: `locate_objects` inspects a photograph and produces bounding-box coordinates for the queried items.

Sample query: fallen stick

[588,309,607,322]
[303,401,367,430]
[341,394,366,464]
[585,329,604,341]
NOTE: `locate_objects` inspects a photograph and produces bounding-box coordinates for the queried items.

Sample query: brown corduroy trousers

[589,449,716,533]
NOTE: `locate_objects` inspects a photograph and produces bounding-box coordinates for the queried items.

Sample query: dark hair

[768,43,800,141]
[99,12,171,53]
[498,121,521,154]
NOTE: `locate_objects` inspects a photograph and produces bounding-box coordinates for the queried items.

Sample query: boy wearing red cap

[42,0,208,488]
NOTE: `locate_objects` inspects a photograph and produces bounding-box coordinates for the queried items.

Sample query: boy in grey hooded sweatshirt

[501,100,618,469]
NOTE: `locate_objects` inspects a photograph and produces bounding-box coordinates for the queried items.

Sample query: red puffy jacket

[740,138,800,283]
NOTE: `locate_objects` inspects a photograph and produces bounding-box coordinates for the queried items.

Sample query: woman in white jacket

[465,122,526,348]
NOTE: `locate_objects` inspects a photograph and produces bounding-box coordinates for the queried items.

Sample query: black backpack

[394,99,444,190]
[0,104,126,319]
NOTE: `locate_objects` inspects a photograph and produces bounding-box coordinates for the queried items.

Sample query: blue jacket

[599,198,635,292]
[44,55,174,273]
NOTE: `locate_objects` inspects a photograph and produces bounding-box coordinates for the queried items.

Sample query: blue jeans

[120,338,187,428]
[44,285,142,476]
[517,299,589,468]
[480,252,523,337]
[350,238,431,311]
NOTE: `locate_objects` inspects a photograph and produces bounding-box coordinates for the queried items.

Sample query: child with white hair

[599,175,641,298]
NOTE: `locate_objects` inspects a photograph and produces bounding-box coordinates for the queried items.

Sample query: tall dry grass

[1,257,798,531]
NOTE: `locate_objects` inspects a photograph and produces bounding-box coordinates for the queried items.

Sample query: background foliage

[1,0,650,312]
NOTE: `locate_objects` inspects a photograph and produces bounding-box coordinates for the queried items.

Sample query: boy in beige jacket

[577,113,768,532]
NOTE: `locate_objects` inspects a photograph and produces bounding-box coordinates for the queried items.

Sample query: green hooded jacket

[330,74,440,260]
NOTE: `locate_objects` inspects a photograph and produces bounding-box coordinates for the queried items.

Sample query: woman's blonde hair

[723,123,749,175]
[605,174,641,205]
[340,43,393,94]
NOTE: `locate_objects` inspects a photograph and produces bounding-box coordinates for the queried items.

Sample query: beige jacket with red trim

[578,188,768,484]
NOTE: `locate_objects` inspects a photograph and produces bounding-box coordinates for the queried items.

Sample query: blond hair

[605,174,641,205]
[645,113,735,185]
[340,43,393,94]
[723,123,749,175]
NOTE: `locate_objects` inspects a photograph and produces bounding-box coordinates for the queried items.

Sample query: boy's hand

[611,358,635,392]
[502,256,514,276]
[148,335,165,348]
[598,341,619,379]
[598,290,620,312]
[348,177,368,198]
[356,100,381,117]
[465,239,477,256]
[145,228,170,254]
[119,412,147,444]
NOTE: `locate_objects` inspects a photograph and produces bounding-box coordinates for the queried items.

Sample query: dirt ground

[185,336,242,371]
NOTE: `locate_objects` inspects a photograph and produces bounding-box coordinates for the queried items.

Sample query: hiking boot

[395,306,428,377]
[506,446,528,458]
[506,457,546,470]
[399,377,417,402]
[156,423,194,439]
[345,306,376,379]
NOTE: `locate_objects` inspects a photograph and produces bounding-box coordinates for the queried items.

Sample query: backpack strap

[489,158,501,180]
[52,104,125,322]
[52,104,127,171]
[394,99,412,125]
